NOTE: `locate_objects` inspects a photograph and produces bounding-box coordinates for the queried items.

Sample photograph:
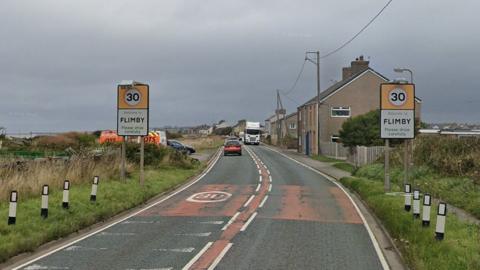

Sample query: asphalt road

[15,145,386,270]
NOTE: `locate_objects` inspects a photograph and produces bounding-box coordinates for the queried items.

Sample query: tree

[339,110,383,148]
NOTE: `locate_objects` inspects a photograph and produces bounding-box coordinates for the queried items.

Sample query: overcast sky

[1,0,479,133]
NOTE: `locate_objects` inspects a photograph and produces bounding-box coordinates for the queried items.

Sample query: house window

[331,106,351,117]
[331,135,340,143]
[289,123,296,129]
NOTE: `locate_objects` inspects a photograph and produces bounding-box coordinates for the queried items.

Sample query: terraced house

[297,56,422,155]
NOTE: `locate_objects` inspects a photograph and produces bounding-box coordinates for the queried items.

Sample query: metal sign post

[380,83,415,192]
[117,81,149,185]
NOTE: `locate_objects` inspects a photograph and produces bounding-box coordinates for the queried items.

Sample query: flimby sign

[380,83,415,139]
[117,81,149,136]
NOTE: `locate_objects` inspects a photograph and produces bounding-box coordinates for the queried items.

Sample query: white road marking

[207,243,233,270]
[259,195,269,208]
[153,247,195,253]
[182,242,213,270]
[255,183,261,192]
[121,220,154,224]
[261,145,390,270]
[240,212,258,232]
[24,265,69,270]
[269,175,272,183]
[258,169,261,174]
[256,164,260,169]
[97,232,136,236]
[222,212,240,231]
[268,184,272,192]
[175,232,212,237]
[259,176,263,182]
[12,149,223,270]
[243,195,255,207]
[64,246,107,251]
[266,169,270,175]
[198,220,224,225]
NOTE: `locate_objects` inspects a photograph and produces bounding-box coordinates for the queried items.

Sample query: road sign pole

[403,140,408,186]
[140,136,145,186]
[121,138,126,182]
[384,139,390,192]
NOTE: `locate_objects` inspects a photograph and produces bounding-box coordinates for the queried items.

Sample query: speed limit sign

[380,83,415,139]
[117,81,149,136]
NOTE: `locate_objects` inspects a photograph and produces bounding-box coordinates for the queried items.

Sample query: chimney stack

[342,55,369,80]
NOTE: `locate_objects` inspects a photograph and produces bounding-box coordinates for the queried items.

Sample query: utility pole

[275,90,286,146]
[306,51,320,155]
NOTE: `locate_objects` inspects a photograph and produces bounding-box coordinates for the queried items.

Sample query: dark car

[167,140,195,154]
[224,140,242,156]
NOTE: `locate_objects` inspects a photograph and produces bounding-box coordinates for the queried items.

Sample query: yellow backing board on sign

[118,84,149,109]
[380,83,415,110]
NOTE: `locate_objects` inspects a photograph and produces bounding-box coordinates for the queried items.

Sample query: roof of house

[299,68,421,107]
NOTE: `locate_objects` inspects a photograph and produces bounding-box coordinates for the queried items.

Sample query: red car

[224,140,242,156]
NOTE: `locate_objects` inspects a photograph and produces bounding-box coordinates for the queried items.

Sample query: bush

[166,131,182,139]
[34,132,97,151]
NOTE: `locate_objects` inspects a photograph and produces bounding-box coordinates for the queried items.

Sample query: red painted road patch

[187,191,232,203]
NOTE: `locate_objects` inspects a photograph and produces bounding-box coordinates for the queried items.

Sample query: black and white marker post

[404,184,412,211]
[62,180,70,209]
[413,189,420,218]
[90,176,99,202]
[422,193,431,226]
[41,185,49,218]
[435,202,447,240]
[8,191,18,225]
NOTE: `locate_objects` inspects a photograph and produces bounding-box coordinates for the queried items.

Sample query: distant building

[269,112,298,145]
[297,56,422,155]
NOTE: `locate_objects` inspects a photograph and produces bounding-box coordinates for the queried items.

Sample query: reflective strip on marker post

[404,184,412,212]
[422,193,431,227]
[90,176,99,202]
[8,191,18,225]
[413,189,420,218]
[41,185,49,218]
[62,180,70,209]
[435,202,447,240]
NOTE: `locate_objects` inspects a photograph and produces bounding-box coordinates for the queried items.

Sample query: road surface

[15,145,387,270]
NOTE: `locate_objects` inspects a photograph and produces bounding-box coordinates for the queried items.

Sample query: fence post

[335,142,338,159]
[90,176,99,202]
[363,146,367,166]
[41,185,49,218]
[62,180,70,209]
[8,191,18,225]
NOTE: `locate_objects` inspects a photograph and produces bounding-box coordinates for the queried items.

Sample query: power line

[283,59,307,95]
[280,91,301,105]
[320,0,394,59]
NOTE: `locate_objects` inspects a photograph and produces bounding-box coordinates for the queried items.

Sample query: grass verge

[311,154,356,174]
[355,163,480,219]
[340,177,480,270]
[0,165,203,263]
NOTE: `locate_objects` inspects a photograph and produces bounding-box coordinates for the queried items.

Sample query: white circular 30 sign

[124,89,142,106]
[388,88,408,106]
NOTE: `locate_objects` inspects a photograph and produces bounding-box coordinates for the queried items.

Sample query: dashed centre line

[243,195,255,207]
[240,212,258,231]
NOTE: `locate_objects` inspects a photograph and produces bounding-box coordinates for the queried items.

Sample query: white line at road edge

[255,184,261,192]
[261,145,390,270]
[207,243,233,270]
[268,184,272,192]
[240,212,257,232]
[12,149,223,270]
[259,195,269,208]
[182,242,213,270]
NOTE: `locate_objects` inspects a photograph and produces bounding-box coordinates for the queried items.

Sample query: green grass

[332,162,356,174]
[311,154,340,163]
[340,177,480,270]
[355,163,480,219]
[0,165,202,263]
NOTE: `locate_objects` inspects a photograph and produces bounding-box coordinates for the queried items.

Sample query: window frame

[330,106,351,118]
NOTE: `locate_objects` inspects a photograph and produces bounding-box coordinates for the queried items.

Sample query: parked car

[224,140,242,156]
[167,140,196,155]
